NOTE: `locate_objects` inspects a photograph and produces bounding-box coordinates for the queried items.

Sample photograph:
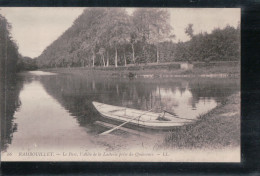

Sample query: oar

[100,108,153,135]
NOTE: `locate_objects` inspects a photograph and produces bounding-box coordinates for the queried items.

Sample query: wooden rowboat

[92,101,195,130]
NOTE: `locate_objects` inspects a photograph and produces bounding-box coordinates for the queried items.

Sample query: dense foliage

[36,8,173,68]
[36,8,240,68]
[0,14,37,74]
[0,14,20,74]
[174,25,240,62]
[17,57,38,71]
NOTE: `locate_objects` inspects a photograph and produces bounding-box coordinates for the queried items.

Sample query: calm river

[1,71,239,160]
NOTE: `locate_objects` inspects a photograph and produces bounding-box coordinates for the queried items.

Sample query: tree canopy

[0,14,20,74]
[175,25,240,62]
[36,8,240,68]
[1,13,37,74]
[36,8,174,68]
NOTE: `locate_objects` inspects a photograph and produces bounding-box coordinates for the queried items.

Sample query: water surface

[1,71,240,156]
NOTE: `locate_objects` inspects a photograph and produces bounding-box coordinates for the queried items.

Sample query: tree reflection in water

[1,74,34,151]
[39,74,239,131]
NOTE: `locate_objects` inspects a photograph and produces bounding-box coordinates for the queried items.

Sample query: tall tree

[130,32,138,64]
[97,47,106,66]
[185,23,194,38]
[132,8,173,63]
[99,8,131,67]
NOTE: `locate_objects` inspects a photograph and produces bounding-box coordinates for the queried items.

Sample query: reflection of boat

[92,101,195,130]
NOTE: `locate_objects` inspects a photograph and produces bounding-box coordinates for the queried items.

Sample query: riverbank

[158,92,240,149]
[41,61,240,78]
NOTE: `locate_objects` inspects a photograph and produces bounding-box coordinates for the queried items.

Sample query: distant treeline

[36,8,240,69]
[17,57,38,71]
[0,14,37,74]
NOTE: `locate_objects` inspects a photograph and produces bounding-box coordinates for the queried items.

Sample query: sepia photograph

[0,7,240,162]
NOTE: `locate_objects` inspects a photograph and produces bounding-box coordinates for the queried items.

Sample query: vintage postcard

[0,7,240,162]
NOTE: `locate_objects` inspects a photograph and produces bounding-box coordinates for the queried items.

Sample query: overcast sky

[0,8,240,58]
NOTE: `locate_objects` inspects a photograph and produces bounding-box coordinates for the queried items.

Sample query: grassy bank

[41,61,240,78]
[158,92,240,149]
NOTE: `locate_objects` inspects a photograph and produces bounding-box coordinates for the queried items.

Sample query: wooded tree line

[36,8,240,69]
[36,8,173,68]
[174,24,240,62]
[17,57,38,71]
[0,14,37,74]
[0,14,20,74]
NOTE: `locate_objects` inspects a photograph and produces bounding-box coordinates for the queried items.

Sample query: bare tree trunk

[156,44,159,63]
[131,43,135,64]
[116,84,119,95]
[106,51,109,67]
[102,55,105,67]
[124,48,126,66]
[81,60,84,67]
[115,47,118,67]
[92,50,95,67]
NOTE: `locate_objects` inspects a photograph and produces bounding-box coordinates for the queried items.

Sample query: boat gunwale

[93,101,193,128]
[93,101,193,121]
[98,112,190,129]
[101,112,190,124]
